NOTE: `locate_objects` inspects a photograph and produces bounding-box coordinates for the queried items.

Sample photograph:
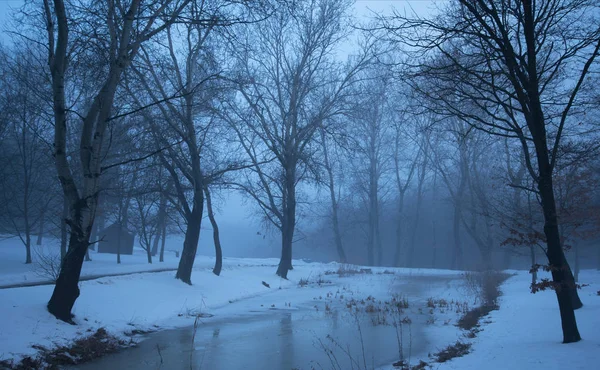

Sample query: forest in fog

[0,0,599,344]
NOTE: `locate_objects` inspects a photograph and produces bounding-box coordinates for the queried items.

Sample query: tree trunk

[176,189,203,284]
[530,244,537,285]
[451,204,463,270]
[89,206,105,251]
[151,191,167,257]
[160,220,166,263]
[48,201,92,322]
[431,171,438,268]
[561,253,582,309]
[573,243,579,283]
[277,220,294,279]
[204,186,222,276]
[146,241,152,264]
[393,192,406,267]
[374,199,383,266]
[151,229,161,257]
[36,207,45,246]
[60,196,68,259]
[117,222,122,264]
[25,235,32,264]
[47,232,88,322]
[320,129,347,263]
[277,166,296,279]
[85,248,92,262]
[536,148,580,342]
[408,152,427,268]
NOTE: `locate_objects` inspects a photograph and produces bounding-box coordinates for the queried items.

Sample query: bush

[33,246,62,282]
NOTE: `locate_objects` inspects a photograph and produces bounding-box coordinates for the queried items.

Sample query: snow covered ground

[0,236,598,369]
[0,244,464,367]
[0,236,185,287]
[435,269,600,370]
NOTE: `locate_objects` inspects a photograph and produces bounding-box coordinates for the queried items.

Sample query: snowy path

[0,268,178,290]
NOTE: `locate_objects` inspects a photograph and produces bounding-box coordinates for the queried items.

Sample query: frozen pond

[73,275,458,370]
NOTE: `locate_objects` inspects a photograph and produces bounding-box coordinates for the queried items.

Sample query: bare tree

[129,1,248,281]
[42,0,190,321]
[225,0,370,278]
[381,0,600,342]
[317,125,347,263]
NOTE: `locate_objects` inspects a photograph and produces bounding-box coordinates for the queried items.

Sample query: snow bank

[436,270,600,370]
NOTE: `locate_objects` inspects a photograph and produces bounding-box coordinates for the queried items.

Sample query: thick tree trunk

[204,187,222,276]
[146,242,152,264]
[48,202,92,322]
[561,254,582,309]
[521,0,580,342]
[537,156,580,342]
[176,189,203,284]
[25,236,32,264]
[277,221,294,279]
[47,235,88,322]
[277,167,296,279]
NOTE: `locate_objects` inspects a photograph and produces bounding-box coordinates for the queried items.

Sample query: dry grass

[432,341,472,363]
[1,328,126,370]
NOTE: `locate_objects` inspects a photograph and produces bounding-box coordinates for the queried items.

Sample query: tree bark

[573,243,579,283]
[60,196,68,259]
[530,244,537,285]
[561,253,582,309]
[393,192,406,267]
[160,219,166,263]
[89,206,105,251]
[36,207,45,246]
[176,190,203,284]
[204,186,222,276]
[146,239,152,264]
[25,235,32,264]
[319,129,347,263]
[47,203,92,322]
[451,204,463,270]
[151,229,161,257]
[530,108,580,341]
[407,148,427,268]
[277,167,296,279]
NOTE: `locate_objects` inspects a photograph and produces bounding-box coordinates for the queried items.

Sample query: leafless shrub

[462,271,511,307]
[326,264,373,277]
[33,246,62,282]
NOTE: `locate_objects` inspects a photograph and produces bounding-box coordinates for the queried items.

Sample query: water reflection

[74,302,431,370]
